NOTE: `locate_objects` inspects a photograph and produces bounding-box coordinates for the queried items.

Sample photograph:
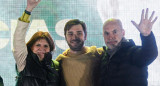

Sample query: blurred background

[0,0,160,85]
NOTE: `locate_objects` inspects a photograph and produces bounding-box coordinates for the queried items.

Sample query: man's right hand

[26,0,41,12]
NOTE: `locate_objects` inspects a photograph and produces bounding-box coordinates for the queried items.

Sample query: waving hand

[26,0,41,12]
[131,8,158,36]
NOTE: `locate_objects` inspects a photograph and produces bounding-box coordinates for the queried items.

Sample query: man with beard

[56,19,103,86]
[100,8,158,86]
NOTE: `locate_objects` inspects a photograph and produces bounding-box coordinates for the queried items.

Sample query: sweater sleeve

[19,10,31,23]
[13,20,29,72]
[97,47,104,57]
[131,32,158,66]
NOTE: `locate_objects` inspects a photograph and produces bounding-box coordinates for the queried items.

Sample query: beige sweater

[56,46,103,86]
[13,20,29,72]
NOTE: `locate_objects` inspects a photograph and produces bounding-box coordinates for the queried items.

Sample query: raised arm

[130,8,158,66]
[13,0,41,72]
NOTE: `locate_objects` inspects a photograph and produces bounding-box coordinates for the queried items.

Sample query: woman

[13,0,59,86]
[14,31,59,86]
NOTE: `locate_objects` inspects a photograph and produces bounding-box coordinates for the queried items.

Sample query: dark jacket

[58,60,66,86]
[0,76,4,86]
[100,32,158,86]
[16,47,59,86]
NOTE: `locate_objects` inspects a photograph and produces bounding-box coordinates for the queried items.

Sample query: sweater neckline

[67,47,88,57]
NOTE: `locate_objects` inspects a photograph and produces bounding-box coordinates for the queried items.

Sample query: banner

[0,0,160,85]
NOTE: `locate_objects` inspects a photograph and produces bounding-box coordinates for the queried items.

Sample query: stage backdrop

[0,0,160,86]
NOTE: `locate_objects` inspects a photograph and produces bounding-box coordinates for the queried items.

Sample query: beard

[108,44,117,50]
[67,38,84,51]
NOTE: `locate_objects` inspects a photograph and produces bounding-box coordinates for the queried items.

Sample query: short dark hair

[64,19,87,37]
[26,31,55,52]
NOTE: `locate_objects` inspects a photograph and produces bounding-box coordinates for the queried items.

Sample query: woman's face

[31,39,50,61]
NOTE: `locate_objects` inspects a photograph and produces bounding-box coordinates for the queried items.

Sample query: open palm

[131,8,158,36]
